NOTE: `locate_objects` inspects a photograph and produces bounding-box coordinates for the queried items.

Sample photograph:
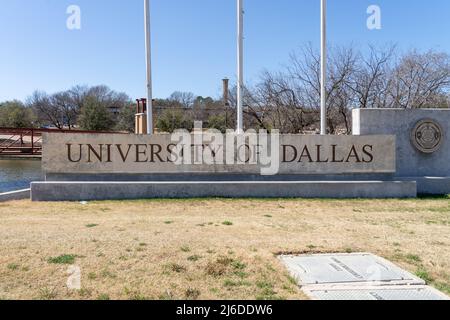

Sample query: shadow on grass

[94,195,450,204]
[417,194,450,200]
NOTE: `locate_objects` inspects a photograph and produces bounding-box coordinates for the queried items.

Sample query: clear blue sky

[1,0,450,102]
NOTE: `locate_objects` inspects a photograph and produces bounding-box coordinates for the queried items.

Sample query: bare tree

[27,85,131,130]
[248,45,450,134]
[28,91,64,129]
[51,92,78,129]
[389,50,450,108]
[68,85,89,109]
[249,71,316,133]
[287,44,357,133]
[350,44,396,109]
[326,46,358,133]
[169,91,195,109]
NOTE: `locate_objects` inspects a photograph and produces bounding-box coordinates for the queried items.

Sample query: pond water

[0,159,43,193]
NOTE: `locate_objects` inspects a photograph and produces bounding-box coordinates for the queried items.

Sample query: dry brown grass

[0,197,449,300]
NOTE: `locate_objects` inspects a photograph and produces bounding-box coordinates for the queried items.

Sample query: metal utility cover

[280,253,424,286]
[305,286,450,301]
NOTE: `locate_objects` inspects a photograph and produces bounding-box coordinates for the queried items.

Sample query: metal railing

[0,128,126,157]
[0,128,41,156]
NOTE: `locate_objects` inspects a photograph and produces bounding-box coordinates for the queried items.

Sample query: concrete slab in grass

[304,285,450,301]
[281,253,450,300]
[280,253,425,286]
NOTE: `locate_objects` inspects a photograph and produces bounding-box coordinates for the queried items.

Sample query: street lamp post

[237,0,244,134]
[320,0,327,135]
[144,0,153,135]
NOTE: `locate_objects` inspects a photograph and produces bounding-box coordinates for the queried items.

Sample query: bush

[0,101,35,128]
[156,109,194,133]
[115,105,135,133]
[207,114,229,133]
[78,96,114,131]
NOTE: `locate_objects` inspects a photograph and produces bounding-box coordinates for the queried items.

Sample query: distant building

[107,105,121,116]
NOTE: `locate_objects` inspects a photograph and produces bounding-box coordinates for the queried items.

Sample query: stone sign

[42,132,396,175]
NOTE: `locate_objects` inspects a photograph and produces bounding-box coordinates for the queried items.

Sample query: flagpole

[237,0,244,133]
[320,0,327,135]
[144,0,153,135]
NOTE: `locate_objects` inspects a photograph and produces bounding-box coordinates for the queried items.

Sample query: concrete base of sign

[43,173,450,196]
[30,180,416,201]
[0,189,30,202]
[413,177,450,195]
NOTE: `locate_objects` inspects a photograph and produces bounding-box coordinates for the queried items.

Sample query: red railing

[0,128,126,157]
[0,128,41,156]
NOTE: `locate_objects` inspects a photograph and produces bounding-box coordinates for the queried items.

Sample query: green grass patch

[100,269,117,279]
[223,279,251,288]
[88,272,97,280]
[86,224,99,228]
[180,246,191,253]
[256,280,274,290]
[287,275,298,286]
[231,260,247,270]
[78,288,92,298]
[38,287,57,300]
[428,207,450,213]
[97,294,110,300]
[47,254,76,265]
[233,270,249,278]
[164,263,187,273]
[406,254,422,264]
[187,255,201,262]
[222,221,233,226]
[415,267,434,284]
[435,282,450,294]
[124,287,148,300]
[129,293,148,300]
[7,263,19,271]
[255,280,283,300]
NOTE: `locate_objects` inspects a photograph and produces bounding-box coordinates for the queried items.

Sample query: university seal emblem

[411,119,443,154]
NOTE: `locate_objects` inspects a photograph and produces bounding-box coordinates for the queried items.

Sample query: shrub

[156,109,194,133]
